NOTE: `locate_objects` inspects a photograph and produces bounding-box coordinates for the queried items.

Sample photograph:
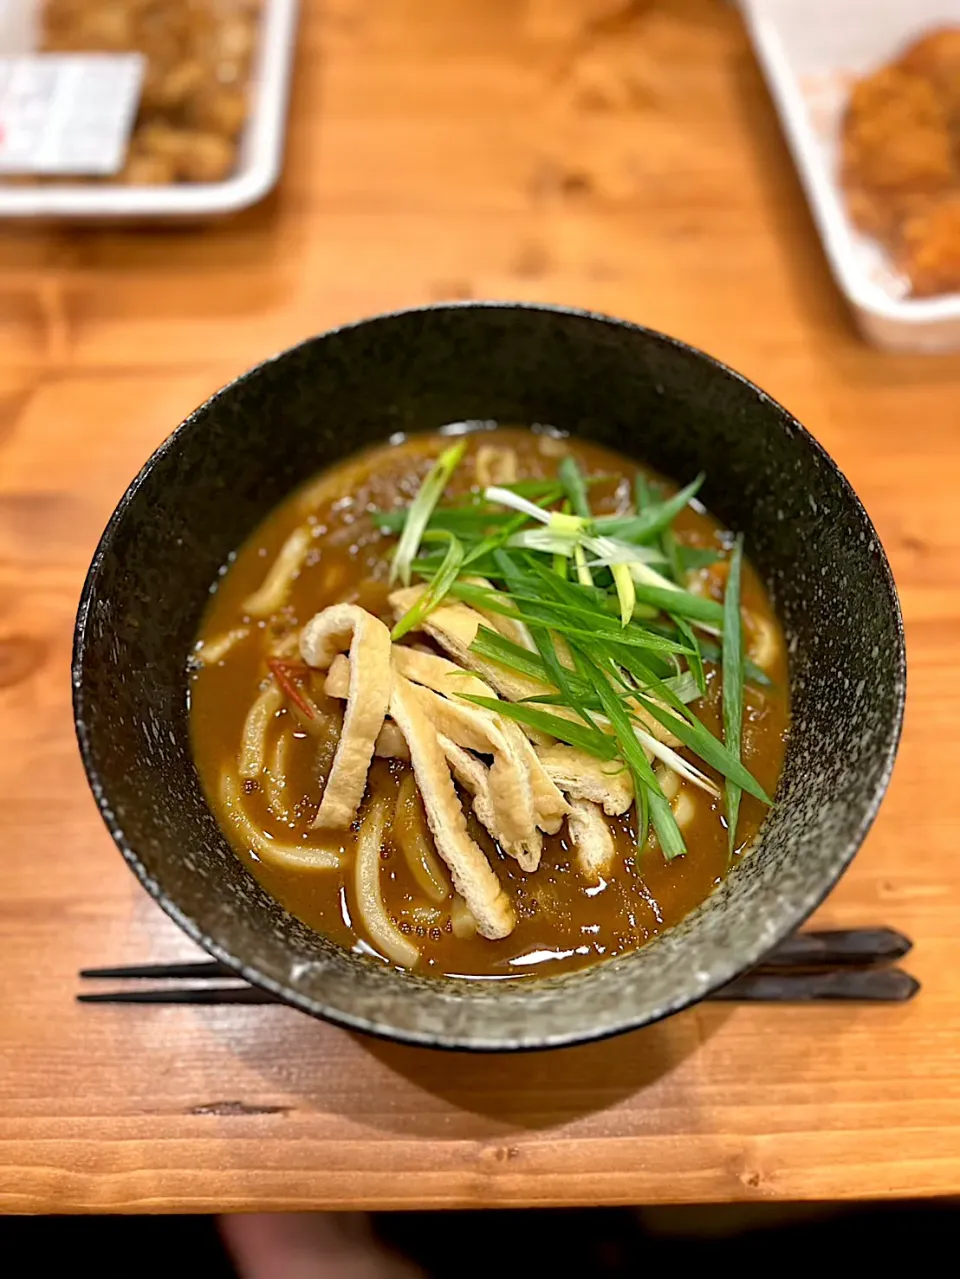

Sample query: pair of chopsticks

[77,928,918,1006]
[710,927,917,1002]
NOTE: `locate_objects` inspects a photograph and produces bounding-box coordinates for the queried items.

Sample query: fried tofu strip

[537,743,634,816]
[389,674,515,940]
[324,655,408,761]
[388,585,551,705]
[374,719,410,761]
[392,645,568,839]
[567,797,617,883]
[404,682,542,869]
[438,735,504,848]
[299,604,391,829]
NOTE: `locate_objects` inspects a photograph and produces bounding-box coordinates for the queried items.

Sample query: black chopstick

[78,985,280,1005]
[76,968,919,1005]
[79,959,234,981]
[756,927,912,969]
[711,967,919,1003]
[77,927,919,1006]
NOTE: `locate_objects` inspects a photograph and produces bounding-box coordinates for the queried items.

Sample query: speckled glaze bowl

[73,303,905,1051]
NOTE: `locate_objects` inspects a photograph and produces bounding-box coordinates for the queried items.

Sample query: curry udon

[189,428,788,980]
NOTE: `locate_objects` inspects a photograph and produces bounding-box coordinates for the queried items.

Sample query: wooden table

[1,0,958,1213]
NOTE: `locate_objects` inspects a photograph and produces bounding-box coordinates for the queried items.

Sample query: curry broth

[190,428,789,980]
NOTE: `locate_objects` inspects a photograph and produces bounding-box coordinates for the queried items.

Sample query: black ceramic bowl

[73,303,905,1051]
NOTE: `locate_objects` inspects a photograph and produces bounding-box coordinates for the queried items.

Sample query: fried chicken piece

[899,27,960,127]
[841,65,956,237]
[897,194,960,296]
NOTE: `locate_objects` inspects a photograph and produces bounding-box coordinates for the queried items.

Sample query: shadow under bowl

[73,302,906,1051]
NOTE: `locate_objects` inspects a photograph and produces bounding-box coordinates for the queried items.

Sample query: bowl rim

[72,300,908,1051]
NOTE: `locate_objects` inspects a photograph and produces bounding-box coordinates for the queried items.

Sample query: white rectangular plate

[742,0,960,351]
[0,0,299,220]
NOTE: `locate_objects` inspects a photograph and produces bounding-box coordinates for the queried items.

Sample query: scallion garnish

[390,441,466,586]
[573,646,686,859]
[610,562,636,626]
[674,615,706,695]
[633,691,768,804]
[636,776,650,848]
[463,485,564,569]
[573,543,594,587]
[558,455,592,520]
[596,473,704,542]
[483,485,554,524]
[629,582,724,625]
[722,534,746,857]
[679,545,723,573]
[553,468,638,627]
[373,444,772,867]
[458,694,617,758]
[391,531,464,641]
[448,582,695,654]
[492,551,589,723]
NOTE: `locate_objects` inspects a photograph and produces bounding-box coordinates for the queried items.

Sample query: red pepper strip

[267,657,316,720]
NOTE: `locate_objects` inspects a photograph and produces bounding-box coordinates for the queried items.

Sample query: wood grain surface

[1,0,958,1213]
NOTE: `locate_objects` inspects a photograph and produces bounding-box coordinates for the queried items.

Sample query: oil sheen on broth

[190,429,789,980]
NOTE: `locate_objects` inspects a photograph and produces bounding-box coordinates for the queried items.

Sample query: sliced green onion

[610,562,635,627]
[375,505,491,537]
[474,625,698,710]
[483,485,552,524]
[412,550,500,580]
[636,472,689,588]
[391,531,464,640]
[635,773,650,848]
[558,455,592,519]
[596,473,704,542]
[722,533,745,857]
[645,787,686,860]
[450,582,696,655]
[549,510,586,536]
[517,685,721,801]
[492,551,588,720]
[472,626,561,686]
[643,620,770,688]
[633,692,769,805]
[390,441,466,586]
[679,545,723,573]
[602,643,696,724]
[675,614,706,695]
[573,542,593,587]
[582,536,667,568]
[626,560,682,593]
[662,670,701,703]
[507,529,578,555]
[471,627,590,701]
[633,729,720,798]
[661,528,685,583]
[462,485,564,568]
[519,556,608,606]
[631,582,724,625]
[500,479,569,499]
[457,694,616,758]
[520,557,706,630]
[573,647,686,860]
